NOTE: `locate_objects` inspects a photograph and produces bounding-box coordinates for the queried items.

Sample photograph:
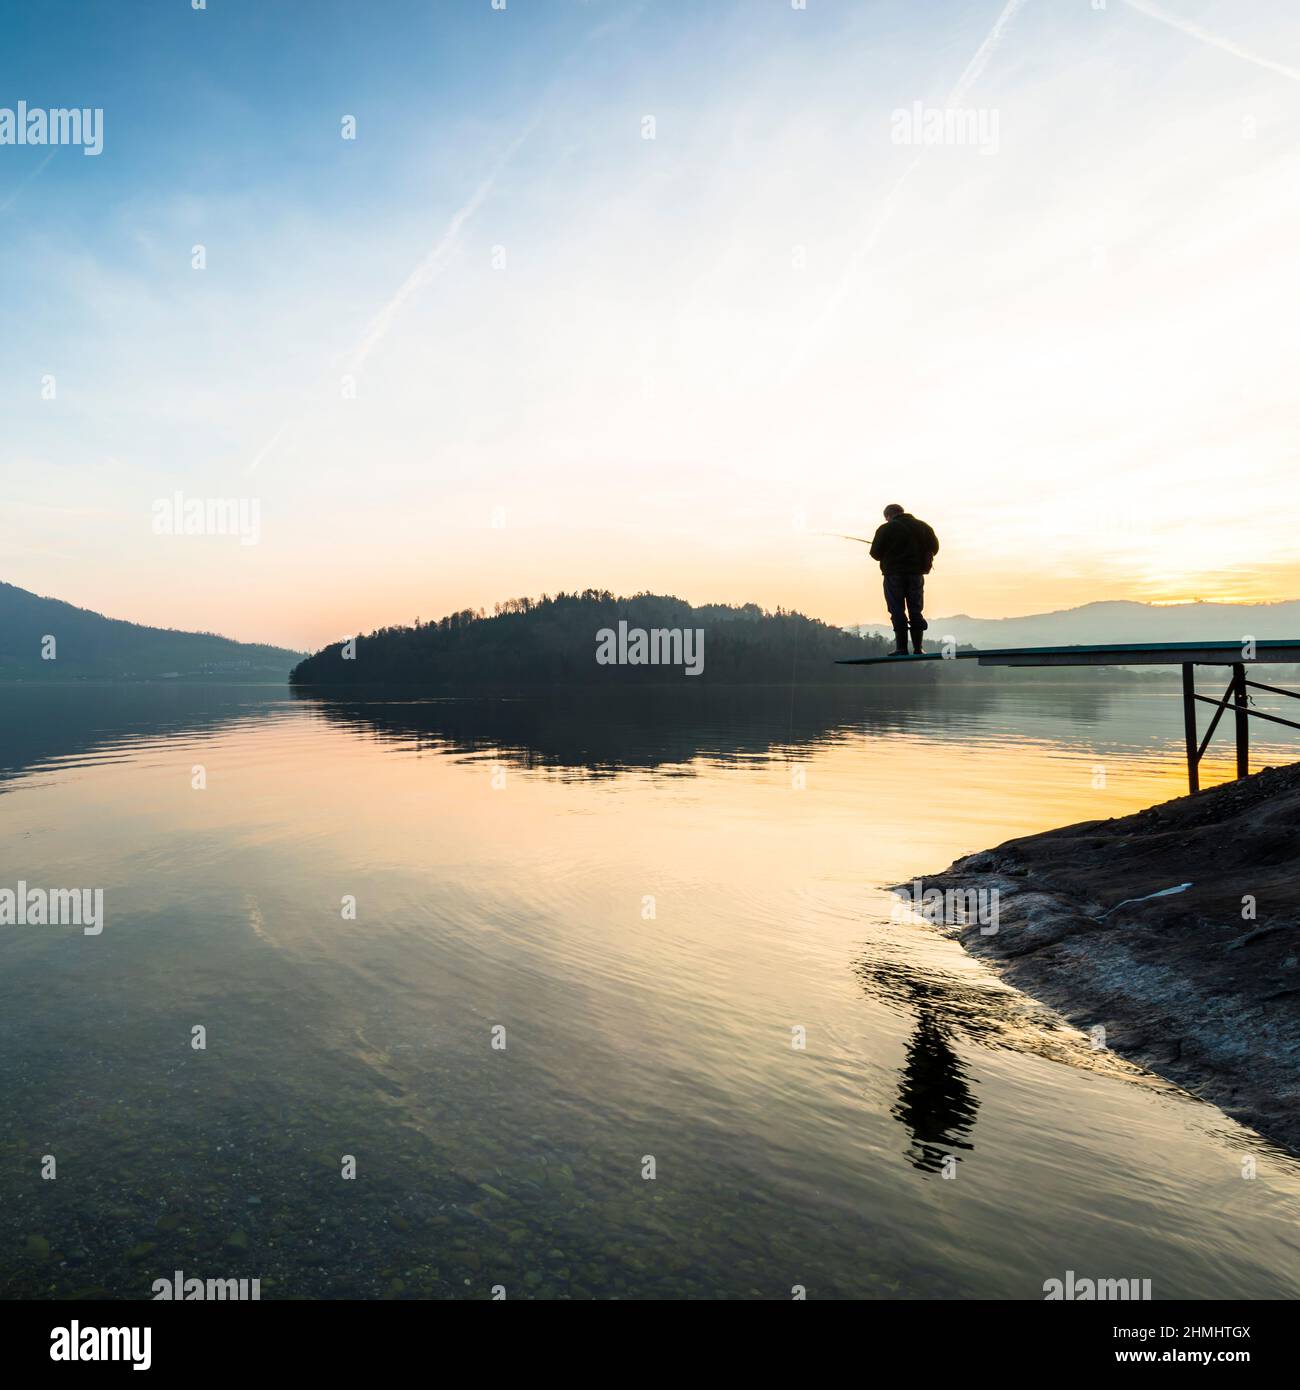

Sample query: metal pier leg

[1182,663,1199,794]
[1233,662,1249,780]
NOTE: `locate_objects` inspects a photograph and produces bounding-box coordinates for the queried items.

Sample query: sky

[2,0,1299,651]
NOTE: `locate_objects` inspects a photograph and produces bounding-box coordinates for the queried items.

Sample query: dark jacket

[869,513,939,575]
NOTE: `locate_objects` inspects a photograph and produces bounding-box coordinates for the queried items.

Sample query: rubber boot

[910,627,925,655]
[890,628,910,656]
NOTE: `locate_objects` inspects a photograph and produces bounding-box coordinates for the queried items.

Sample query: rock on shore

[905,761,1300,1153]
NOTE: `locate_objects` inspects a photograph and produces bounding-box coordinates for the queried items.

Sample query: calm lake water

[2,679,1299,1300]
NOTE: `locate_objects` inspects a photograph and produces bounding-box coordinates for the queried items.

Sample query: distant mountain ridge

[854,599,1300,649]
[0,581,303,680]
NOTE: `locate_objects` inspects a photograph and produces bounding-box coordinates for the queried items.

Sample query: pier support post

[1182,663,1199,794]
[1233,662,1249,781]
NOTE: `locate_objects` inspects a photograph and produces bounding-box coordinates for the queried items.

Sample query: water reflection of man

[890,984,978,1174]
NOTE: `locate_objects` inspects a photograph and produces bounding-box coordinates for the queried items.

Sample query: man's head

[883,503,905,520]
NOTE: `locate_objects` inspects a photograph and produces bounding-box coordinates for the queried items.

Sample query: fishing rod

[816,531,874,545]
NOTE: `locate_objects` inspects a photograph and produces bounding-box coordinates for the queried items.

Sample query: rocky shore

[905,761,1300,1153]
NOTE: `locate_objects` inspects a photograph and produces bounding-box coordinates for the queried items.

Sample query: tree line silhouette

[289,589,909,688]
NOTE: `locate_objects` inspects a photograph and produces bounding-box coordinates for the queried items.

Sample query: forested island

[290,590,909,688]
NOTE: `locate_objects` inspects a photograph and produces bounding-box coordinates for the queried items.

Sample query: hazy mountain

[0,581,303,680]
[853,599,1300,649]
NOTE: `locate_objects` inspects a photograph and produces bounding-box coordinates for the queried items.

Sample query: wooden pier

[838,640,1300,793]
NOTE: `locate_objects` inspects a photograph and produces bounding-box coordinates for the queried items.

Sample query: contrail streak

[346,124,533,377]
[245,122,533,475]
[0,148,56,214]
[947,0,1032,106]
[245,419,290,478]
[1122,0,1300,83]
[782,0,1031,382]
[342,8,630,382]
[243,10,632,478]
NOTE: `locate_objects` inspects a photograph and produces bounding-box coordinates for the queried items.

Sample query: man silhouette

[869,504,939,656]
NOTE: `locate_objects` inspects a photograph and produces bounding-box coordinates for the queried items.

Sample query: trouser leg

[883,576,909,652]
[906,576,927,653]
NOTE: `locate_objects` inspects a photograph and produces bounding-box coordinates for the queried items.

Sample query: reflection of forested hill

[290,591,912,688]
[291,682,1122,776]
[0,684,290,789]
[0,679,1136,788]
